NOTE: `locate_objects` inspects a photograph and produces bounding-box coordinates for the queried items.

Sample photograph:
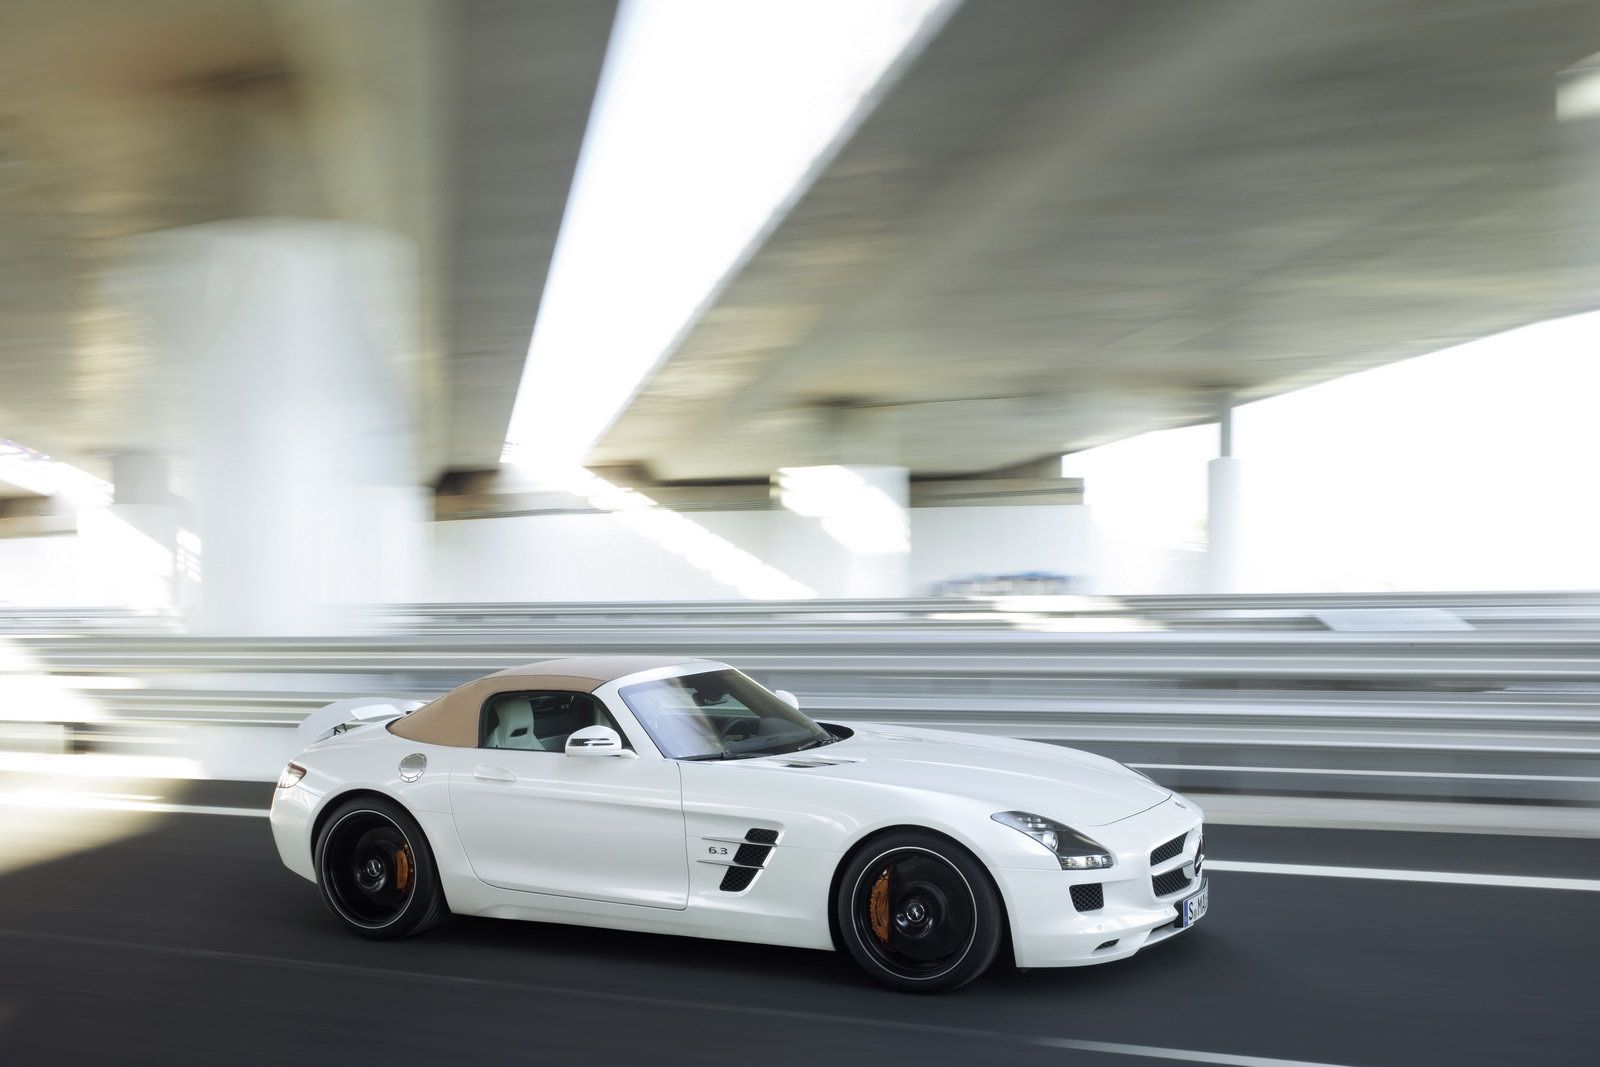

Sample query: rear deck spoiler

[297,697,425,746]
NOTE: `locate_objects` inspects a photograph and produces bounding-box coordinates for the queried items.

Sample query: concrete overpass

[593,0,1600,482]
[6,0,1599,492]
[0,0,621,626]
[4,0,1600,618]
[0,0,617,481]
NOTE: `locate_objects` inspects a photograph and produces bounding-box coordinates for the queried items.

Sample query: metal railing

[8,589,1600,632]
[3,605,1598,806]
[384,592,1600,631]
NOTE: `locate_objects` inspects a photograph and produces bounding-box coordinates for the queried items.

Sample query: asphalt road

[0,779,1594,1067]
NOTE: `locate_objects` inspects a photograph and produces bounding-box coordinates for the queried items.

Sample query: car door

[447,689,688,909]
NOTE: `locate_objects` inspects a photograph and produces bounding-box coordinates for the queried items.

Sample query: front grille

[1150,833,1187,867]
[1070,882,1104,912]
[1151,867,1192,897]
[719,866,758,892]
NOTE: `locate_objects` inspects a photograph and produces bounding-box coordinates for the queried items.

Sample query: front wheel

[314,796,449,940]
[835,831,1004,993]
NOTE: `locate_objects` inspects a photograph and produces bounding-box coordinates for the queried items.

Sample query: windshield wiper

[682,738,833,761]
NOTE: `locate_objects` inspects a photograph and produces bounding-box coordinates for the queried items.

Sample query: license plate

[1179,881,1208,927]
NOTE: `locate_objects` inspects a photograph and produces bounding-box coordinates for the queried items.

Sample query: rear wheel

[315,796,448,939]
[835,831,1003,993]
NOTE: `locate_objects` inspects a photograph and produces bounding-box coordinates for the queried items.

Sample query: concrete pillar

[110,453,171,507]
[1205,400,1242,593]
[120,219,425,634]
[77,452,180,612]
[774,464,910,598]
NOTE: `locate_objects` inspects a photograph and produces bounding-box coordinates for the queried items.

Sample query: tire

[314,796,449,940]
[834,830,1004,993]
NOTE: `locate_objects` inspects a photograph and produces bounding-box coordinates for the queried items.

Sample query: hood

[745,723,1168,827]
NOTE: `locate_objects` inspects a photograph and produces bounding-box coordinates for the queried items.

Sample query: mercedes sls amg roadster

[271,656,1207,992]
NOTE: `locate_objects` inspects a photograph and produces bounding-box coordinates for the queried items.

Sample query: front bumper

[997,797,1206,968]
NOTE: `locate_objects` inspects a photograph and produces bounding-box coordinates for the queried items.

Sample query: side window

[480,691,631,752]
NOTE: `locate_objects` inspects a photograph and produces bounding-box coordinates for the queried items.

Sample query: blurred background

[1,1,1598,1064]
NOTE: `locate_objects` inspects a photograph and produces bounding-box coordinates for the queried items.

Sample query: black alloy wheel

[836,830,1003,992]
[314,796,448,939]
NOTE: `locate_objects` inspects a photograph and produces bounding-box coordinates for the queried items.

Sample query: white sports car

[271,656,1207,992]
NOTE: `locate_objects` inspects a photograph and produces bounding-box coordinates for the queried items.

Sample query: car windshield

[616,669,834,760]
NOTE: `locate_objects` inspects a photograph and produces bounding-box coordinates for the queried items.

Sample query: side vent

[716,828,780,892]
[733,843,769,866]
[719,866,758,892]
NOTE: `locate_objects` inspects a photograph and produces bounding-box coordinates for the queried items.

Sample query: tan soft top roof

[388,656,705,748]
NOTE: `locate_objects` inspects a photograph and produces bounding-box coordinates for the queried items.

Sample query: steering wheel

[716,715,759,743]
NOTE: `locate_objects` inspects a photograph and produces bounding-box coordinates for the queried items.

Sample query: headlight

[276,762,306,790]
[991,811,1114,870]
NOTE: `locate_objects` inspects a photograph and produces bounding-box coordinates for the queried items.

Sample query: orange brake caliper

[869,868,891,943]
[395,845,413,892]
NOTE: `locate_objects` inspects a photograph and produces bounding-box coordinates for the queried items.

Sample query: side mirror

[774,689,800,711]
[565,725,631,757]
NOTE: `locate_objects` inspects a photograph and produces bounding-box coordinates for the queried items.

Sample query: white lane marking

[0,793,266,818]
[0,926,1355,1067]
[1208,860,1600,892]
[1132,763,1600,783]
[1037,1038,1351,1066]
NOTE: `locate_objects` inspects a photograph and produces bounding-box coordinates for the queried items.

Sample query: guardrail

[2,619,1597,806]
[8,590,1600,632]
[381,592,1600,632]
[0,606,181,631]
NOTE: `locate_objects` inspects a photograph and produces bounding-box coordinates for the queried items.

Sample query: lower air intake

[1070,883,1104,912]
[1151,868,1192,898]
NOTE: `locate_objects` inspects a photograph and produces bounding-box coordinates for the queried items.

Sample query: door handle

[473,763,516,783]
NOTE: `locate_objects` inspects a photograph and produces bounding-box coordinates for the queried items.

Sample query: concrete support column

[774,464,911,598]
[1205,400,1242,593]
[122,219,425,634]
[78,452,182,612]
[110,453,171,506]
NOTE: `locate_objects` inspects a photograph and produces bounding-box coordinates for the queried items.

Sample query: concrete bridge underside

[594,0,1600,481]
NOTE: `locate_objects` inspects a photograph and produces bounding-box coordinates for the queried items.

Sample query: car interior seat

[485,693,628,752]
[485,696,539,749]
